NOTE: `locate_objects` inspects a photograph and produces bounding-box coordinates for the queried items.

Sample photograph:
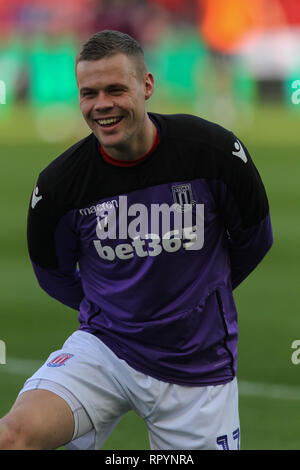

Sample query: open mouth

[95,116,124,128]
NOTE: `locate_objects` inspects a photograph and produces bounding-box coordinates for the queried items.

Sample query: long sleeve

[27,176,84,310]
[207,133,273,289]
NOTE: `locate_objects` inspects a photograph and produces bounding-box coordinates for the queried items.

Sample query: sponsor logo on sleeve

[232,139,247,163]
[31,186,43,209]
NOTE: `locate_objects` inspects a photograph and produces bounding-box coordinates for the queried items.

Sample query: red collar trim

[100,128,160,167]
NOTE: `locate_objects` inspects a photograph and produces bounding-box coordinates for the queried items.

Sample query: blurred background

[1,0,300,450]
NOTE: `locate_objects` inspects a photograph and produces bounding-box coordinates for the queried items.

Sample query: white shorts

[19,330,240,450]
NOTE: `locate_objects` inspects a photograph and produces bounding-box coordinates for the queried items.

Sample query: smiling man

[0,30,273,450]
[76,49,156,160]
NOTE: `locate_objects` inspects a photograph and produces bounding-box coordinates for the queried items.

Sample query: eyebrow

[80,83,129,94]
[107,83,128,89]
[79,87,97,94]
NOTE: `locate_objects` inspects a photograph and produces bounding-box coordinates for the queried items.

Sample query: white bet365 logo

[94,226,204,262]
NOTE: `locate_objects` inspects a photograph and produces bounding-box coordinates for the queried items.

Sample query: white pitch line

[1,357,300,401]
[0,357,44,376]
[238,380,300,401]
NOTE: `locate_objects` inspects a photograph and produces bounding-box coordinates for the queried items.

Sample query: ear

[144,72,154,101]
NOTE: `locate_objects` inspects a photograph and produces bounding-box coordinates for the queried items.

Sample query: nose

[94,91,114,112]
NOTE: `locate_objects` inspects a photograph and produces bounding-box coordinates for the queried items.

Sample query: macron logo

[31,186,43,209]
[232,139,247,163]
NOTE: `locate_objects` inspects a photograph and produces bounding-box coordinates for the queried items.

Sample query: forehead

[76,53,139,89]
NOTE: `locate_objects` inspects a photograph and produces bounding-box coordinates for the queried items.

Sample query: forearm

[32,262,84,310]
[229,212,273,289]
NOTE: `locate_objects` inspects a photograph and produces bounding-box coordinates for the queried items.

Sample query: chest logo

[172,183,196,212]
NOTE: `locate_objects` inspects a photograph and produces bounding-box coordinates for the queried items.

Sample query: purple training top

[27,113,273,386]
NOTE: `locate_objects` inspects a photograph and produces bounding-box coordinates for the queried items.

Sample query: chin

[100,137,124,151]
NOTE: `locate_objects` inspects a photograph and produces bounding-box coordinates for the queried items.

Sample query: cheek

[79,96,92,110]
[126,97,144,119]
[121,91,141,112]
[80,102,93,120]
[79,101,86,113]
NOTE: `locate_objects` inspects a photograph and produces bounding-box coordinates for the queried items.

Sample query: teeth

[97,117,122,126]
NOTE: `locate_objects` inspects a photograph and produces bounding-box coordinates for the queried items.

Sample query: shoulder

[32,133,99,210]
[150,112,235,154]
[38,133,97,189]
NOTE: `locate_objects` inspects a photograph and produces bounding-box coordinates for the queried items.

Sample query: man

[0,30,273,450]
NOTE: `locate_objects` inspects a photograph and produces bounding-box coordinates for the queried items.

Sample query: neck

[101,113,157,162]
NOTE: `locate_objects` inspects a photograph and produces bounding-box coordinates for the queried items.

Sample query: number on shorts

[216,428,240,450]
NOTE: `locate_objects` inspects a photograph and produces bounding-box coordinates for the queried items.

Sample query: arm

[27,177,84,310]
[208,133,273,289]
[227,213,272,290]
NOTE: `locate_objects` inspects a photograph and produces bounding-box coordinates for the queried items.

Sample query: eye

[81,90,96,98]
